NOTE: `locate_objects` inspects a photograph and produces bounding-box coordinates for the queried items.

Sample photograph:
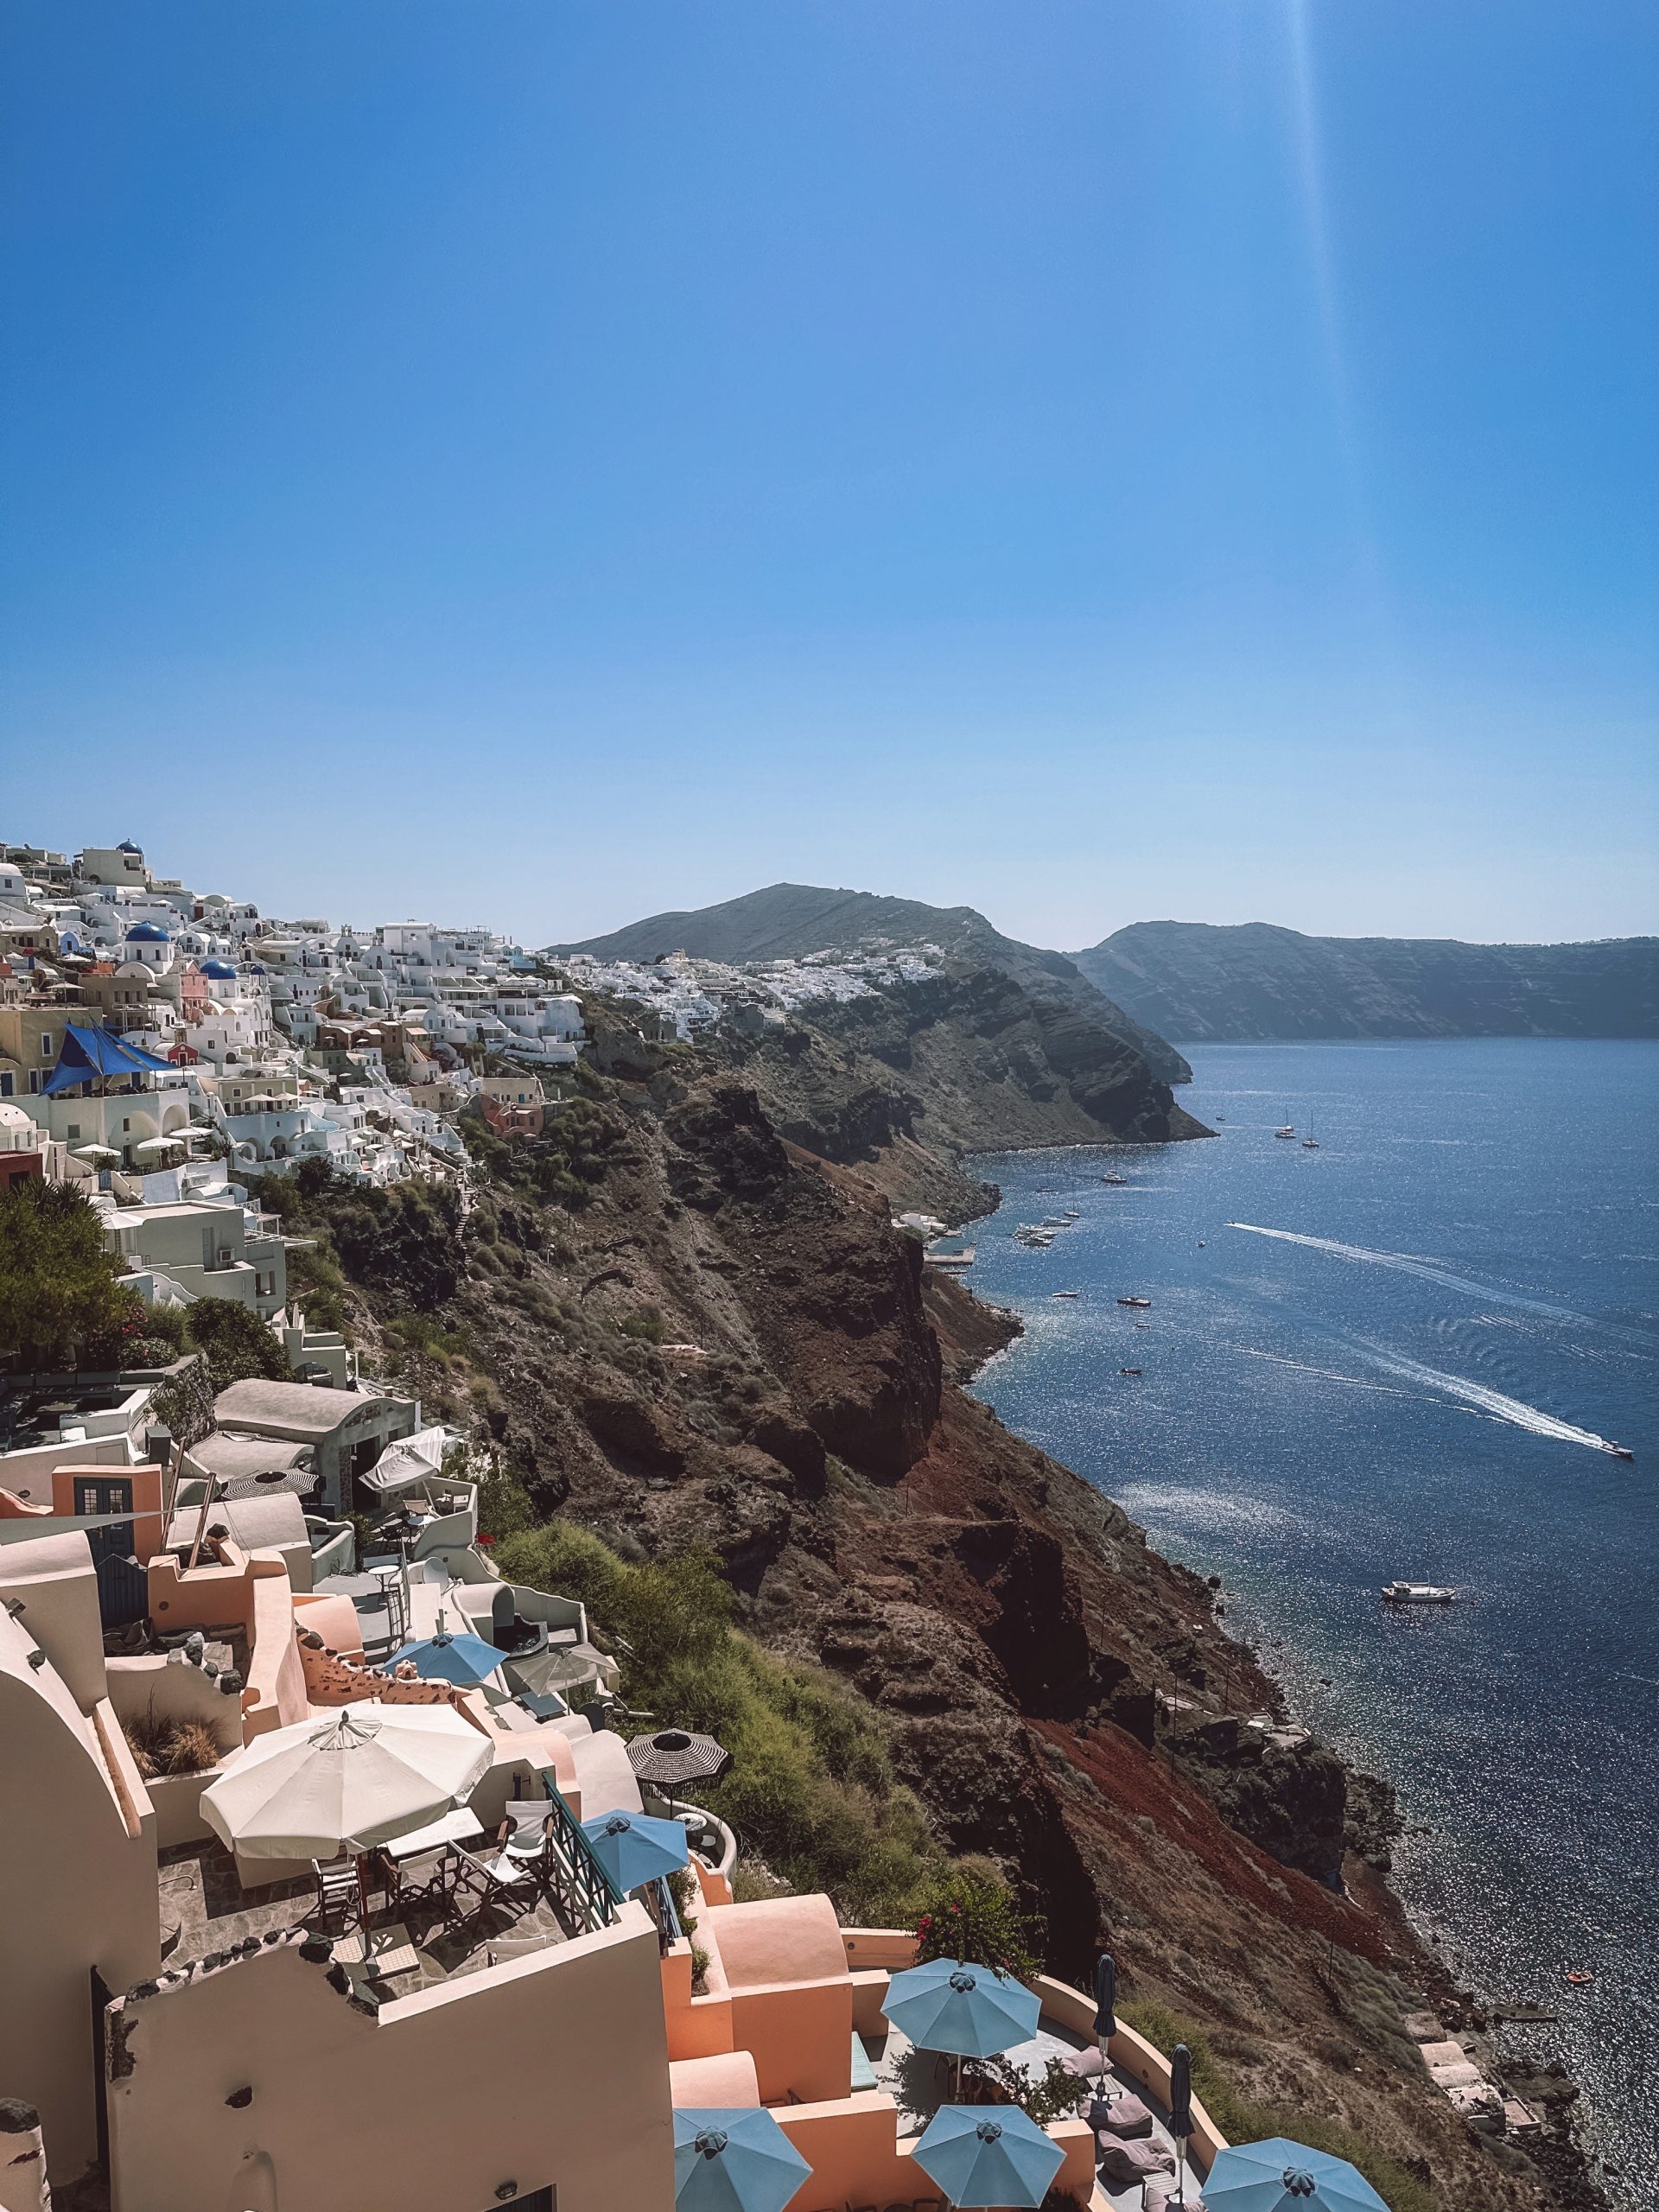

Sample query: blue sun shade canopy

[43,1024,175,1096]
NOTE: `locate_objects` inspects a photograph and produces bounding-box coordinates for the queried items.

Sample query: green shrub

[0,1181,134,1369]
[1119,2002,1437,2212]
[499,1520,945,1923]
[179,1297,289,1391]
[911,1861,1042,1979]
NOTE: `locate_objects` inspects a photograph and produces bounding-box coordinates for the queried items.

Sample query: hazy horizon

[3,3,1655,946]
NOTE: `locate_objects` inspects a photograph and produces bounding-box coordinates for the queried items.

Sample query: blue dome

[200,958,237,979]
[247,963,267,976]
[125,922,170,943]
[117,839,143,855]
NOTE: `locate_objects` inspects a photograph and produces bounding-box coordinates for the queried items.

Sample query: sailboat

[1302,1119,1319,1150]
[1274,1103,1296,1139]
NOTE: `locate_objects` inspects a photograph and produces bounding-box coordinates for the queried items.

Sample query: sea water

[964,1039,1657,2204]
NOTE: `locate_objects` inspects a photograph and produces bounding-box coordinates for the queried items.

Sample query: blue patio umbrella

[672,2107,811,2212]
[882,1958,1041,2060]
[580,1806,690,1894]
[912,2104,1065,2209]
[388,1626,503,1688]
[1204,2139,1390,2212]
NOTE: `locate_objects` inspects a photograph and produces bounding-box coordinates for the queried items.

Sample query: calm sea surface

[964,1041,1657,2205]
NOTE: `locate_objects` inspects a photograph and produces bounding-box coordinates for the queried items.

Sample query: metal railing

[543,1784,623,1936]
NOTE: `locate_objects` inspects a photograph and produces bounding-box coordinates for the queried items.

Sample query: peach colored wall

[50,1464,167,1565]
[0,1617,160,2187]
[691,1859,734,1909]
[769,2094,1099,2211]
[289,1592,362,1658]
[146,1539,255,1632]
[105,1906,674,2212]
[241,1560,307,1736]
[0,1534,110,1716]
[667,2050,760,2104]
[663,1897,855,2107]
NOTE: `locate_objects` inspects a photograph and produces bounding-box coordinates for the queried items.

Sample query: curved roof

[200,957,237,979]
[117,839,143,855]
[125,921,169,942]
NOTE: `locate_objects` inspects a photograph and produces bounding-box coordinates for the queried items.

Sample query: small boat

[1116,1295,1152,1309]
[1051,1290,1080,1300]
[1133,1319,1150,1328]
[1563,1969,1597,1988]
[1610,1442,1635,1461]
[1119,1367,1141,1377]
[1275,1104,1296,1139]
[1197,1240,1207,1248]
[1302,1122,1319,1150]
[1101,1170,1128,1185]
[1381,1581,1457,1605]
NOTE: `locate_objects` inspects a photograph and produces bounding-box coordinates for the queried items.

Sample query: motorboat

[1051,1291,1080,1300]
[1610,1442,1635,1461]
[1381,1581,1458,1605]
[1116,1295,1152,1309]
[1101,1170,1129,1185]
[1119,1367,1142,1377]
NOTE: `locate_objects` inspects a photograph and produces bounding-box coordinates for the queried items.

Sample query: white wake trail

[1228,1222,1582,1322]
[1358,1347,1626,1454]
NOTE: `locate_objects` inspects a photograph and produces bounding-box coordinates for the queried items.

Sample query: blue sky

[3,2,1655,950]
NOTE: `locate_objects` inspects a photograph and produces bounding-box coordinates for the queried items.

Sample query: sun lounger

[1089,2091,1154,2139]
[1096,2133,1176,2188]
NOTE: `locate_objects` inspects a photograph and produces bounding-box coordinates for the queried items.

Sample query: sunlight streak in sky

[1283,0,1388,626]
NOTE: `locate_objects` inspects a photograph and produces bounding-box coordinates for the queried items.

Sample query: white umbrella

[134,1134,190,1156]
[201,1701,491,1861]
[73,1142,120,1162]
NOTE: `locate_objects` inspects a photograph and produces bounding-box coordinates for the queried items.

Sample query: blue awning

[43,1023,175,1096]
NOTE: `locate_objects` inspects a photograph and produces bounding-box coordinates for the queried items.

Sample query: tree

[180,1297,289,1391]
[0,1180,137,1370]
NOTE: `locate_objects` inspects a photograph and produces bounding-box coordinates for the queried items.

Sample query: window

[39,1033,53,1057]
[67,1122,80,1140]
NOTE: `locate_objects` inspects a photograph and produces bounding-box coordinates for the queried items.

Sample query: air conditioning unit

[216,1247,234,1269]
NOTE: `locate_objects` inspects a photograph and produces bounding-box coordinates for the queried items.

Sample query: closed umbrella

[881,1957,1040,2098]
[580,1807,689,1895]
[627,1727,731,1811]
[672,2107,811,2212]
[1169,2042,1194,2204]
[202,1700,490,1911]
[912,2105,1065,2209]
[1204,2139,1389,2212]
[1093,1951,1117,2071]
[388,1624,504,1688]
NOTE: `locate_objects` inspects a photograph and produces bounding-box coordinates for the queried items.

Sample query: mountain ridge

[1070,920,1659,1042]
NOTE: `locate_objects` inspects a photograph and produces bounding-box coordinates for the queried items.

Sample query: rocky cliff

[289,1029,1598,2211]
[1071,922,1659,1042]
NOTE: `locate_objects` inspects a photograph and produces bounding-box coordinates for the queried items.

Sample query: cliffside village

[0,836,1535,2212]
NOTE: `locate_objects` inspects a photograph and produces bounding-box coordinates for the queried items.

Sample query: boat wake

[1240,1347,1462,1409]
[1240,1342,1626,1455]
[1360,1347,1628,1456]
[1227,1222,1585,1322]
